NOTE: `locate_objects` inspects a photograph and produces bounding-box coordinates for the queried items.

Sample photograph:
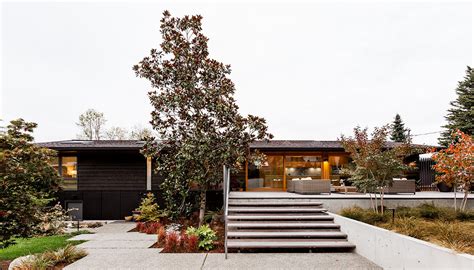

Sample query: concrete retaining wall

[321,198,473,213]
[330,213,474,270]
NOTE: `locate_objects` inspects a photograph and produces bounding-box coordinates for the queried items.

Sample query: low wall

[320,198,473,213]
[330,213,474,270]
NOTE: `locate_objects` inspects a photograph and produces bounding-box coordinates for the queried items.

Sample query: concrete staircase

[226,195,355,251]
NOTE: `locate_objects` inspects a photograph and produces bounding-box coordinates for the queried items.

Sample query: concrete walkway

[66,222,381,270]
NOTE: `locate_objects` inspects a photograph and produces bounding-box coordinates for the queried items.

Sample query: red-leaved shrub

[164,232,180,252]
[184,235,199,253]
[136,222,145,232]
[157,227,166,244]
[144,222,161,234]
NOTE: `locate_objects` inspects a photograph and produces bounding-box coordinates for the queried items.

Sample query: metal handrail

[223,165,230,259]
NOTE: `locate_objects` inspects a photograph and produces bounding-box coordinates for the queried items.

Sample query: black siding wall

[78,151,146,190]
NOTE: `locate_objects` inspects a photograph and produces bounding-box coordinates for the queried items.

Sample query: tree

[390,114,410,142]
[439,67,474,146]
[76,109,106,140]
[134,11,272,224]
[0,119,62,248]
[130,125,154,140]
[105,126,129,140]
[340,125,411,214]
[432,130,473,211]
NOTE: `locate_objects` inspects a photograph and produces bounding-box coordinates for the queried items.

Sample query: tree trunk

[461,189,469,211]
[380,190,384,215]
[198,189,206,226]
[374,192,379,214]
[454,182,457,211]
[369,192,375,212]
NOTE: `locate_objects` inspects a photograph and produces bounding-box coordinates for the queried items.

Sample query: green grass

[0,231,89,261]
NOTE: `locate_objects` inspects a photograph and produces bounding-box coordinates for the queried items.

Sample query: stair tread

[228,207,328,212]
[228,201,323,206]
[227,239,355,249]
[228,221,339,228]
[227,215,333,220]
[227,231,347,237]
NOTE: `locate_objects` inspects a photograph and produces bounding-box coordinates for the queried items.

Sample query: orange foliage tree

[432,130,474,211]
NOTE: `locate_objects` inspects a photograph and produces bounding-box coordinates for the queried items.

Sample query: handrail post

[223,165,229,259]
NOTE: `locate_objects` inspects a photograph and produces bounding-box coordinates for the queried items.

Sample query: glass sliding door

[247,155,284,191]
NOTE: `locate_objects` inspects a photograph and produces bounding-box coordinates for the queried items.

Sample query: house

[37,140,428,220]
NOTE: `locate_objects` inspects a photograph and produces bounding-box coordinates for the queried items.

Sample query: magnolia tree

[133,11,272,224]
[340,126,412,214]
[432,130,473,211]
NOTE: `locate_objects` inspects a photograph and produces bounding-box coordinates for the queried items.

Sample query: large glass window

[248,156,284,190]
[328,155,349,181]
[50,156,78,191]
[285,156,322,180]
[61,156,77,190]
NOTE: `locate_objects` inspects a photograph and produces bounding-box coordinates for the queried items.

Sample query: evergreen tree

[439,66,474,146]
[390,114,409,142]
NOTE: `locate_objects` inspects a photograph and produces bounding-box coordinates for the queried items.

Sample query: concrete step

[228,221,340,229]
[227,214,334,221]
[228,207,328,213]
[228,200,324,206]
[227,231,347,238]
[227,239,355,249]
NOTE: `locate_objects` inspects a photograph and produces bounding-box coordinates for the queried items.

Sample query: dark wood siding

[78,151,146,191]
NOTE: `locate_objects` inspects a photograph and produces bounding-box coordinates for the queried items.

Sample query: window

[50,156,78,191]
[285,155,322,180]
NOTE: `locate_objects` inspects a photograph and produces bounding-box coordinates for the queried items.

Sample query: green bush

[340,206,365,221]
[185,224,217,251]
[136,193,162,222]
[456,210,474,221]
[417,203,441,219]
[340,206,389,225]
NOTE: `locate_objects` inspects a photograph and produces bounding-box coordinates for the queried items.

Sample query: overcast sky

[1,1,472,145]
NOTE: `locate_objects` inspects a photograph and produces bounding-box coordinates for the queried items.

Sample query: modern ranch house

[37,140,432,220]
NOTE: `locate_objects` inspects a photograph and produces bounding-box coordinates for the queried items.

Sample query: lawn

[0,231,88,261]
[340,204,474,255]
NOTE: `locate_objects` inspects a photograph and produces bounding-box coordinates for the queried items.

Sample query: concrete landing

[66,252,380,270]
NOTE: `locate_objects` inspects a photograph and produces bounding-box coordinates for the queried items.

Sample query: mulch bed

[0,260,12,270]
[134,212,225,253]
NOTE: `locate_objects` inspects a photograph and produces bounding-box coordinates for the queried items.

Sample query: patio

[229,191,474,212]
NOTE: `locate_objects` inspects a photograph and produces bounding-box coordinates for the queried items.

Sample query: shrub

[430,221,474,254]
[164,231,180,252]
[395,206,418,218]
[184,235,199,253]
[43,244,88,264]
[16,254,54,270]
[340,206,389,225]
[35,203,70,236]
[418,203,441,219]
[456,210,474,221]
[340,206,365,221]
[144,222,161,234]
[185,224,217,251]
[136,222,145,232]
[136,193,162,222]
[157,227,167,244]
[392,217,427,239]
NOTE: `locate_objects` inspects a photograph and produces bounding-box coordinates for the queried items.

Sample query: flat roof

[37,139,436,151]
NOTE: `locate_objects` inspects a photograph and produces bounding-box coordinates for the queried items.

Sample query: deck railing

[223,165,230,259]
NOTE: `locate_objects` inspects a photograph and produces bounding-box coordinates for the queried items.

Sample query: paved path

[66,222,381,270]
